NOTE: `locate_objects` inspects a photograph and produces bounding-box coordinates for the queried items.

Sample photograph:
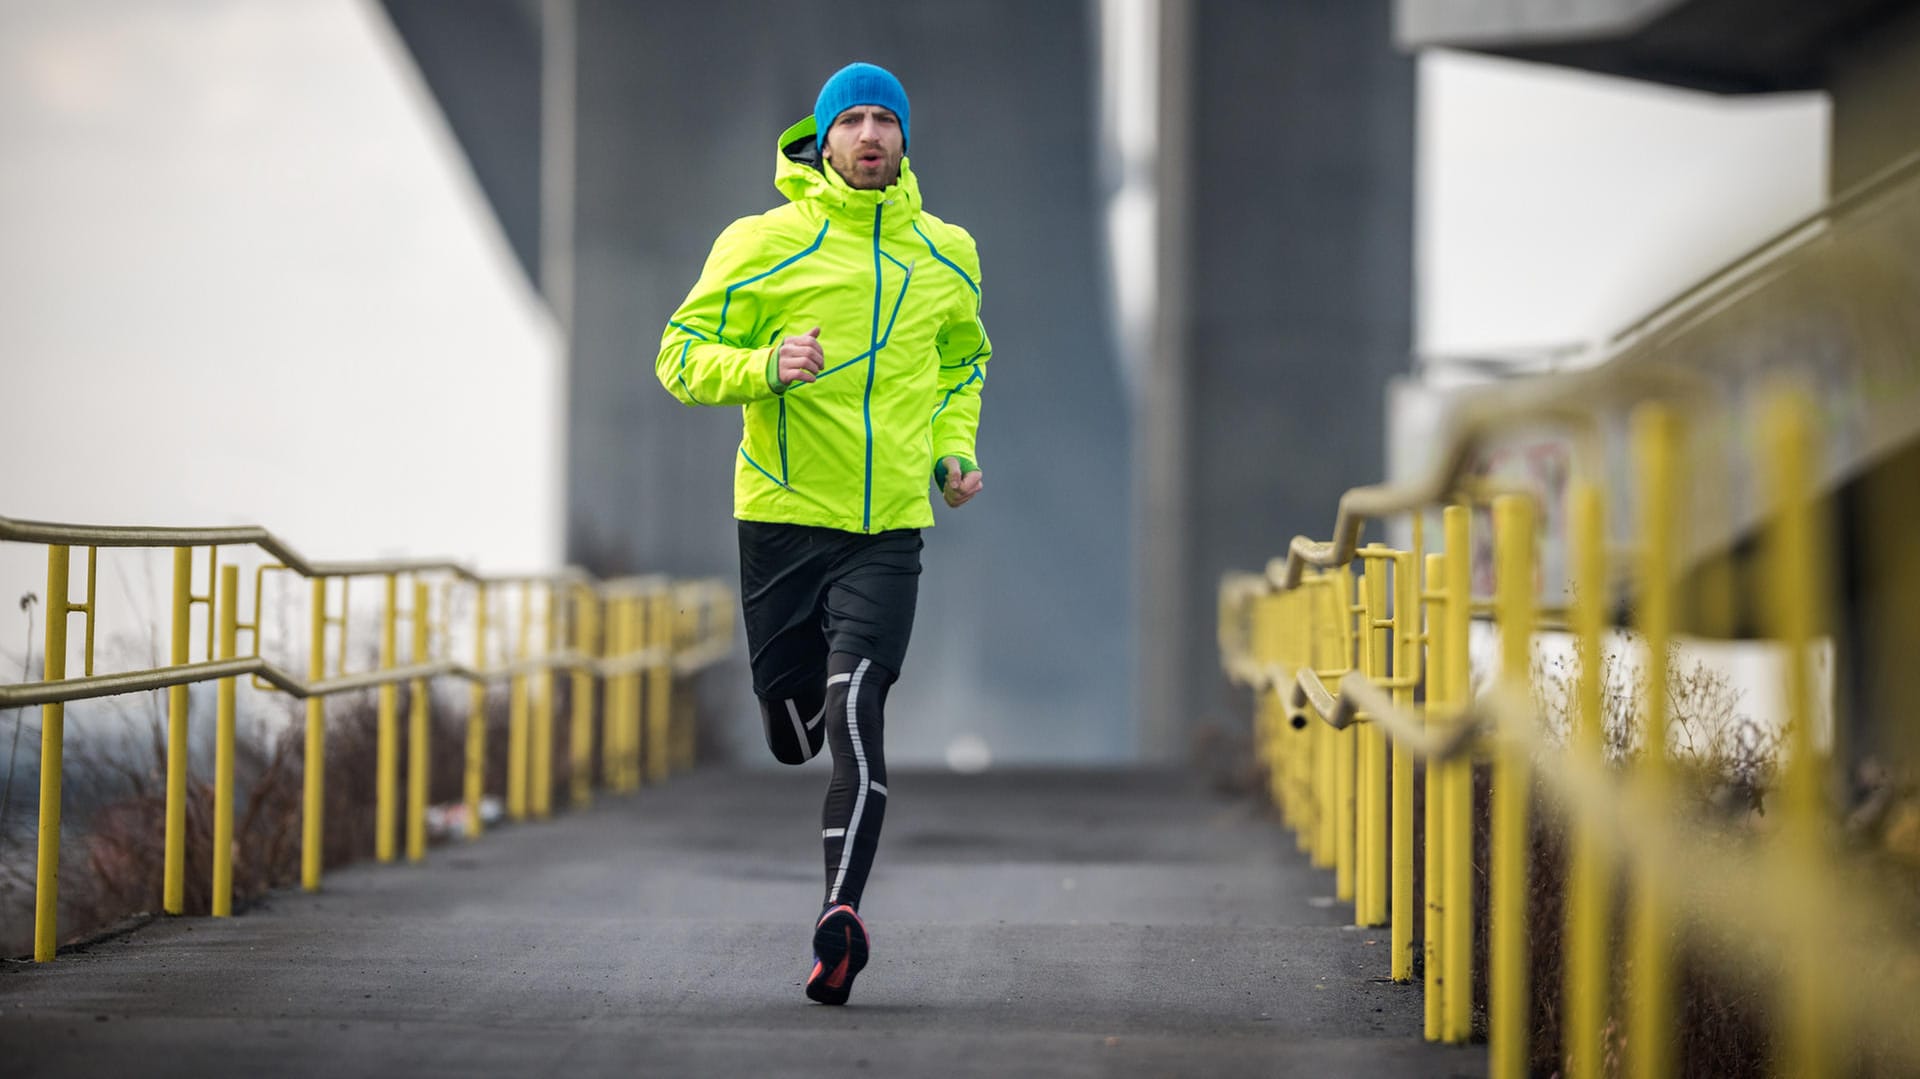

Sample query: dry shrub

[66,714,303,925]
[1518,637,1780,1075]
[1356,637,1783,1074]
[12,680,531,955]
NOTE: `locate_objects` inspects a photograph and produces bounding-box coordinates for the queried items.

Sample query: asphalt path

[2,768,1485,1077]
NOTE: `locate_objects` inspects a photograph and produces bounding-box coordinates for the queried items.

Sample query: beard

[827,145,901,190]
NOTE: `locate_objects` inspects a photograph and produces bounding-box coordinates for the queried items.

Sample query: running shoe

[804,904,870,1005]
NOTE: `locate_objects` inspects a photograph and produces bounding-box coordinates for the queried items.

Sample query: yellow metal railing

[0,513,733,963]
[1221,387,1920,1077]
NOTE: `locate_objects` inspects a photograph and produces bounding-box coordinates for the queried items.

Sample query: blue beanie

[814,62,910,149]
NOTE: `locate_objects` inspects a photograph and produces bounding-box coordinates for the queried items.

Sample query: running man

[655,62,990,1005]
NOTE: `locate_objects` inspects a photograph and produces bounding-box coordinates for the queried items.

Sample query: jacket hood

[775,116,921,226]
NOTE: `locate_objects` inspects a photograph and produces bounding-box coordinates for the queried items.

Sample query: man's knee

[826,650,896,689]
[758,688,827,766]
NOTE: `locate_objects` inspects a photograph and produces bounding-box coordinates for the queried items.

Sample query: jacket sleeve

[929,233,991,467]
[656,217,780,407]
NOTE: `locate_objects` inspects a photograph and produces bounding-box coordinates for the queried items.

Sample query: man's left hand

[940,456,984,508]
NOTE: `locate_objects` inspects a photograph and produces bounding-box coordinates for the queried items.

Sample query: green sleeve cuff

[765,346,785,395]
[933,455,977,490]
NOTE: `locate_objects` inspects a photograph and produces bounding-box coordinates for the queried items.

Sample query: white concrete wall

[1416,48,1828,361]
[1398,51,1836,766]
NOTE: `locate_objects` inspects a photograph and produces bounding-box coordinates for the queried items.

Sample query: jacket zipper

[777,397,788,485]
[862,201,882,532]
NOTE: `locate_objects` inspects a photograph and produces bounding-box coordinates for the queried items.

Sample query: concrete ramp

[2,769,1482,1077]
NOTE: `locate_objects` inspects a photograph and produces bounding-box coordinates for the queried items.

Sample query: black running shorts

[737,520,923,696]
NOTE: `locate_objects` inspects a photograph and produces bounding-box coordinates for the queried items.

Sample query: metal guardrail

[1277,149,1920,597]
[2,513,734,963]
[1222,142,1920,1079]
[1221,391,1920,1078]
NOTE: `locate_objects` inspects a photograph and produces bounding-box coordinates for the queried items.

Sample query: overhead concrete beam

[1395,0,1676,50]
[1397,0,1911,93]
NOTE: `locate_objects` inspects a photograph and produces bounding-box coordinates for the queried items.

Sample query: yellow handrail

[1222,387,1920,1075]
[5,513,734,963]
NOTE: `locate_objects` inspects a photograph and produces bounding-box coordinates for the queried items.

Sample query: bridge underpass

[2,768,1484,1078]
[8,2,1919,1076]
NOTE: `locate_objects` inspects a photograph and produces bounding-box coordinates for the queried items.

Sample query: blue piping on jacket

[931,364,984,425]
[717,220,830,344]
[814,262,914,380]
[739,446,788,489]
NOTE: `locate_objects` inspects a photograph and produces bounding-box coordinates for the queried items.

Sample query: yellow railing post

[465,582,489,838]
[507,581,531,822]
[602,597,625,792]
[1391,547,1417,982]
[1491,494,1536,1079]
[532,583,555,819]
[670,596,687,773]
[1360,547,1392,929]
[1564,480,1610,1079]
[677,591,693,772]
[647,592,671,784]
[628,595,644,788]
[1422,550,1447,1038]
[614,597,631,793]
[571,587,596,809]
[213,565,239,916]
[302,576,327,892]
[376,572,399,863]
[163,546,192,915]
[1333,571,1357,906]
[1252,589,1281,817]
[682,594,704,771]
[1355,566,1375,926]
[1294,589,1310,842]
[1288,588,1312,852]
[1442,504,1473,1044]
[1305,580,1328,864]
[1629,404,1681,1079]
[626,596,640,793]
[630,595,644,790]
[33,545,71,962]
[1765,390,1832,1079]
[608,598,624,793]
[407,580,430,863]
[675,598,698,773]
[1268,593,1293,827]
[1313,579,1336,869]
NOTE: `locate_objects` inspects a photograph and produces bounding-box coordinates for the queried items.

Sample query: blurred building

[1139,1,1414,759]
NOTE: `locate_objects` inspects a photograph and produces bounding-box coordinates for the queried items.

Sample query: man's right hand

[776,326,824,387]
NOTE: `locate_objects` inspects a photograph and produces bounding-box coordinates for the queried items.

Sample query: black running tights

[818,650,891,910]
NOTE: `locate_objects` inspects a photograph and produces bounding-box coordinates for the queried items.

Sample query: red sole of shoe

[805,911,869,1005]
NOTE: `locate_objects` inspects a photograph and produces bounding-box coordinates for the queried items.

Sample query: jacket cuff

[765,345,786,395]
[933,455,977,490]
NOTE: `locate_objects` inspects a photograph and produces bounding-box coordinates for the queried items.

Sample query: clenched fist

[776,326,825,387]
[940,456,984,508]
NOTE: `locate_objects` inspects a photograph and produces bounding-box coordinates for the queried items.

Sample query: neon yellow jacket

[656,116,991,534]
